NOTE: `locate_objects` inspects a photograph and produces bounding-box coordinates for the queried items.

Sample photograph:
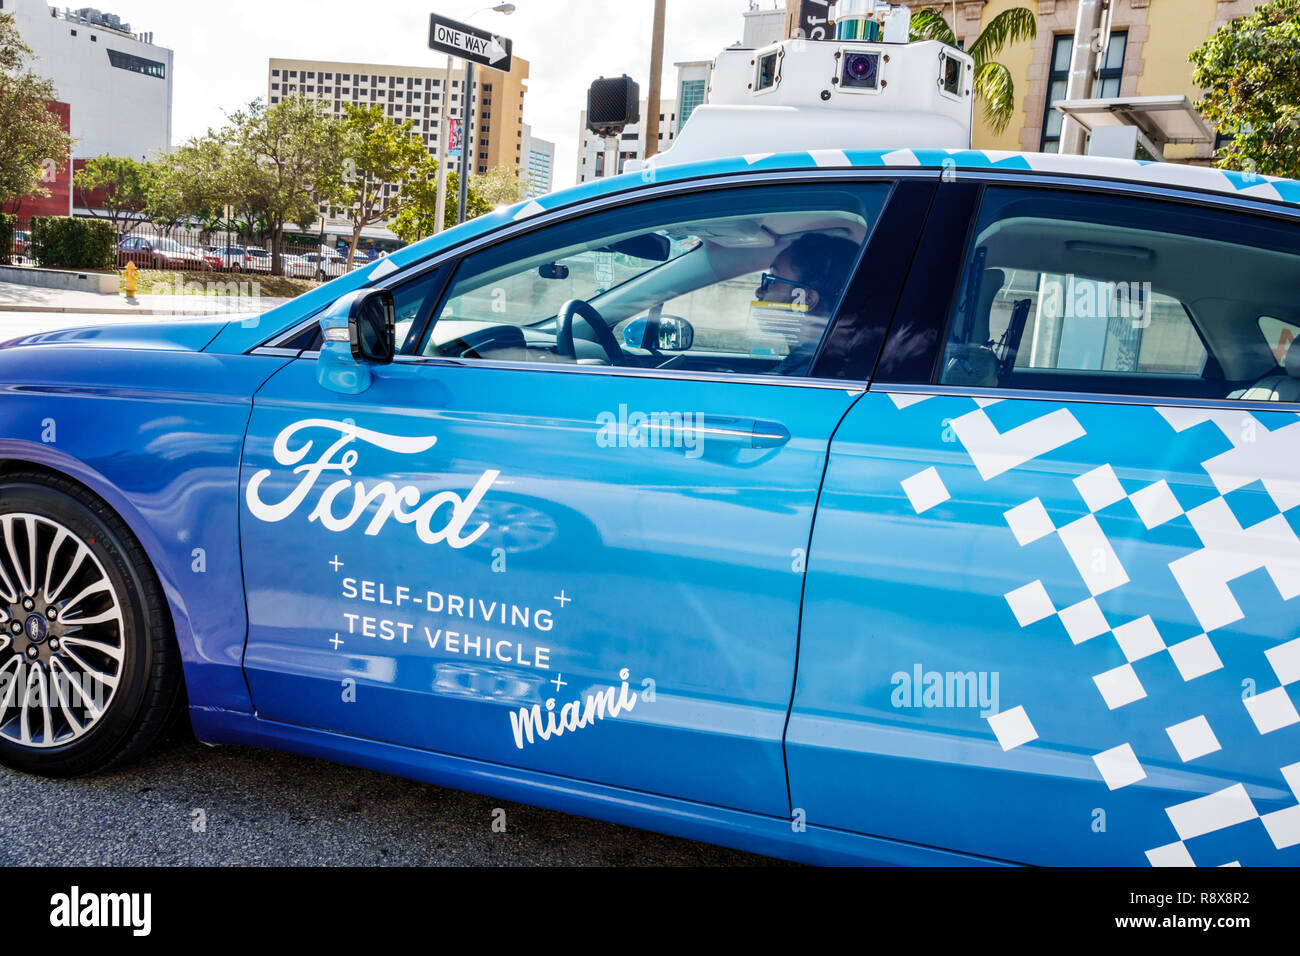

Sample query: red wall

[1,101,73,219]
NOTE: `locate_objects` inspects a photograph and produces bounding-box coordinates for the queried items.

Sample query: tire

[0,473,183,777]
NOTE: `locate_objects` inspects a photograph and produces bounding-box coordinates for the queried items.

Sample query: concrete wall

[0,264,117,295]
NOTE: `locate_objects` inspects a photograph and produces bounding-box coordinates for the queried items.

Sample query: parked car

[10,230,30,260]
[240,247,273,273]
[290,252,350,278]
[2,40,1299,868]
[117,236,214,271]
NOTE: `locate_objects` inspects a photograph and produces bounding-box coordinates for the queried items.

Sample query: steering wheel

[555,298,624,365]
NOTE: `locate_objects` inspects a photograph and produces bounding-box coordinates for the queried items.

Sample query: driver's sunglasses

[756,272,811,300]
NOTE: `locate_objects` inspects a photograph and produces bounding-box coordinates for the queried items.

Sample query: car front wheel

[0,473,183,777]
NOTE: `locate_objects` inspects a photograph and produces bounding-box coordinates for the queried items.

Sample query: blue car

[2,146,1299,867]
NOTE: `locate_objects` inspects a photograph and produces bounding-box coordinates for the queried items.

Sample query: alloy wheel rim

[0,513,126,748]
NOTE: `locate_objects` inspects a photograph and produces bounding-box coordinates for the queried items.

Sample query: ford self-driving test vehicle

[1,6,1298,866]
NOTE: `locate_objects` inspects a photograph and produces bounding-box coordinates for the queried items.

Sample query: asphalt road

[0,726,785,866]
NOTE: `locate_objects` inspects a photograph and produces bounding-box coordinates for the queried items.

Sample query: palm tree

[910,5,1037,135]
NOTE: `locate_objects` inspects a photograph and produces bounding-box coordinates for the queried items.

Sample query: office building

[268,55,529,178]
[521,124,556,198]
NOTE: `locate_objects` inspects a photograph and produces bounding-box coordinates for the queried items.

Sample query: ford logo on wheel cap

[24,614,48,643]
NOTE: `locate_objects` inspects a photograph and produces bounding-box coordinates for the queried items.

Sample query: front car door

[789,177,1300,865]
[238,172,926,817]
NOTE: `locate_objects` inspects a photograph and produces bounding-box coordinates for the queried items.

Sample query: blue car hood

[1,317,230,352]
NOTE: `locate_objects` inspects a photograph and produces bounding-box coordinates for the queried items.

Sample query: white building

[521,124,556,198]
[576,98,678,183]
[742,3,787,48]
[4,0,173,160]
[674,60,711,134]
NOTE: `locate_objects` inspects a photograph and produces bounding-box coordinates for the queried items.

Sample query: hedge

[0,214,15,267]
[30,216,115,270]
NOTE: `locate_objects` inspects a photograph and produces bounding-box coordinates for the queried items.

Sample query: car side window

[414,183,887,378]
[938,187,1300,401]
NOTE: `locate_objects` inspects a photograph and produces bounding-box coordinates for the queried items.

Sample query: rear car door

[788,179,1300,865]
[238,173,927,817]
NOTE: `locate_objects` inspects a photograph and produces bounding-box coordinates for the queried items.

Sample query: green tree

[388,168,520,244]
[471,164,529,208]
[909,5,1037,135]
[226,96,345,275]
[1190,0,1300,179]
[147,133,230,230]
[74,155,156,235]
[334,103,439,269]
[0,14,75,206]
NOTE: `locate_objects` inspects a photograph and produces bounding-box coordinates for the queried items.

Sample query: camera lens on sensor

[841,52,880,89]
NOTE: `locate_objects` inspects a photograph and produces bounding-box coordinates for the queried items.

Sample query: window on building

[106,49,167,79]
[272,69,281,76]
[1041,32,1127,152]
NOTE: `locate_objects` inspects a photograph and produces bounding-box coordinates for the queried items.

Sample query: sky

[70,0,781,188]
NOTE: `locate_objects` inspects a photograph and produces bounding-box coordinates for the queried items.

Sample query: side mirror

[317,288,395,395]
[623,315,695,351]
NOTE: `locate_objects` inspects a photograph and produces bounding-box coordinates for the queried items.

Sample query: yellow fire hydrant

[123,261,137,302]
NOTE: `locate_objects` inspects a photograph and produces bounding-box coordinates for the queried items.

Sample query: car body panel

[239,357,861,817]
[789,390,1300,866]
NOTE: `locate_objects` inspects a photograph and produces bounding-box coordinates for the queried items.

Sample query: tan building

[784,0,1269,161]
[268,55,529,178]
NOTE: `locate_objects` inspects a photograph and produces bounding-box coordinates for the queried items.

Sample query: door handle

[698,416,791,449]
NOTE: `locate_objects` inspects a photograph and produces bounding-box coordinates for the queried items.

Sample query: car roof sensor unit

[638,3,974,171]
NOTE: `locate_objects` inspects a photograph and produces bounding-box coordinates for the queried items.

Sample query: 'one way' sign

[428,13,513,72]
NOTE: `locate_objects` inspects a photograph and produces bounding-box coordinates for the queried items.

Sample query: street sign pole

[457,60,475,225]
[433,57,453,234]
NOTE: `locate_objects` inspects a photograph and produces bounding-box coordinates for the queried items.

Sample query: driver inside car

[752,233,861,376]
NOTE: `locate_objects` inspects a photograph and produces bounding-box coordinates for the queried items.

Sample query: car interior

[409,208,871,377]
[942,213,1300,401]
